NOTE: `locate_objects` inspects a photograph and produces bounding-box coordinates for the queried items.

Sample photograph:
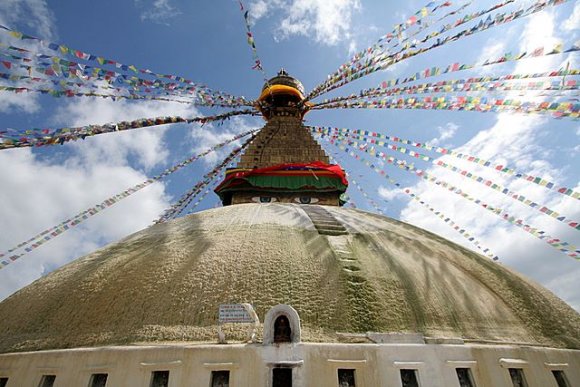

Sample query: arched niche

[263,304,301,345]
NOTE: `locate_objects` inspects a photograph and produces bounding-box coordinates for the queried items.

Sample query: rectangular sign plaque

[218,304,254,324]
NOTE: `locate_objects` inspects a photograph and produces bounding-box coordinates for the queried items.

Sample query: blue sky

[0,0,579,310]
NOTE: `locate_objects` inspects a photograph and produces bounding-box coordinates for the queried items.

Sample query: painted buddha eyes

[294,197,319,204]
[252,196,278,203]
[251,196,319,204]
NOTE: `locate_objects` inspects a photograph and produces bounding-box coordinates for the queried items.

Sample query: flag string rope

[386,2,475,53]
[349,176,386,215]
[314,129,580,230]
[313,0,506,99]
[316,135,500,260]
[321,135,579,260]
[0,25,249,106]
[183,157,243,216]
[0,50,252,107]
[306,0,570,101]
[316,41,578,100]
[312,94,578,120]
[0,110,259,150]
[183,179,222,216]
[236,0,278,106]
[155,133,256,223]
[0,58,239,106]
[330,0,463,91]
[309,125,580,200]
[0,48,229,98]
[0,129,258,269]
[0,83,223,106]
[237,0,266,73]
[314,70,579,107]
[326,153,370,212]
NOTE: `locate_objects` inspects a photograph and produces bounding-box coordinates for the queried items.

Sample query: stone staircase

[302,205,348,236]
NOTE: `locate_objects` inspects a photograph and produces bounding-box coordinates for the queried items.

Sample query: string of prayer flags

[328,147,385,214]
[0,61,240,107]
[313,94,579,119]
[183,156,243,216]
[311,125,580,200]
[349,176,387,215]
[0,50,168,94]
[0,48,252,108]
[0,109,258,150]
[389,2,474,52]
[306,0,571,100]
[308,0,477,100]
[0,24,250,107]
[321,129,580,231]
[319,40,579,101]
[156,133,256,222]
[380,52,579,88]
[0,129,258,269]
[315,69,579,107]
[333,0,460,91]
[322,135,579,259]
[312,125,433,161]
[433,158,580,230]
[315,134,500,260]
[325,153,357,208]
[236,0,277,104]
[238,0,264,72]
[0,83,211,106]
[183,181,220,215]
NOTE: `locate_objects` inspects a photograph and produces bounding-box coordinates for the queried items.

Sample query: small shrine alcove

[263,305,301,345]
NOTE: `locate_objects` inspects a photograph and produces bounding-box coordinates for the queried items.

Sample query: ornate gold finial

[257,69,308,119]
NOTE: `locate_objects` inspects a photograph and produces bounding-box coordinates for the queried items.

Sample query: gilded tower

[215,70,348,206]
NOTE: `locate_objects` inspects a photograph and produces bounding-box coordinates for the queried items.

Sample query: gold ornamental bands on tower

[239,69,329,169]
[214,69,345,207]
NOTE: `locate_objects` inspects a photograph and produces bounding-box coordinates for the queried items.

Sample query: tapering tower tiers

[215,70,348,206]
[236,115,329,168]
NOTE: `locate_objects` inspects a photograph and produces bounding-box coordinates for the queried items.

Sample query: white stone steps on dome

[302,205,348,235]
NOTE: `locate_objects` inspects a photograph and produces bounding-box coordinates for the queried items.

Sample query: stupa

[0,71,578,387]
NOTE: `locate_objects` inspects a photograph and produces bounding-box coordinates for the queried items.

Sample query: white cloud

[0,91,40,114]
[378,185,404,201]
[0,0,56,40]
[249,0,361,45]
[475,40,507,73]
[248,0,276,21]
[428,122,458,147]
[348,40,357,56]
[396,9,580,311]
[135,0,181,24]
[563,1,580,32]
[189,115,262,165]
[399,112,580,311]
[0,98,203,301]
[520,9,560,54]
[0,146,170,301]
[54,98,199,170]
[0,0,56,113]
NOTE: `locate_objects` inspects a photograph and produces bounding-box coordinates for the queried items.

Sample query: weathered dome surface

[0,204,579,353]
